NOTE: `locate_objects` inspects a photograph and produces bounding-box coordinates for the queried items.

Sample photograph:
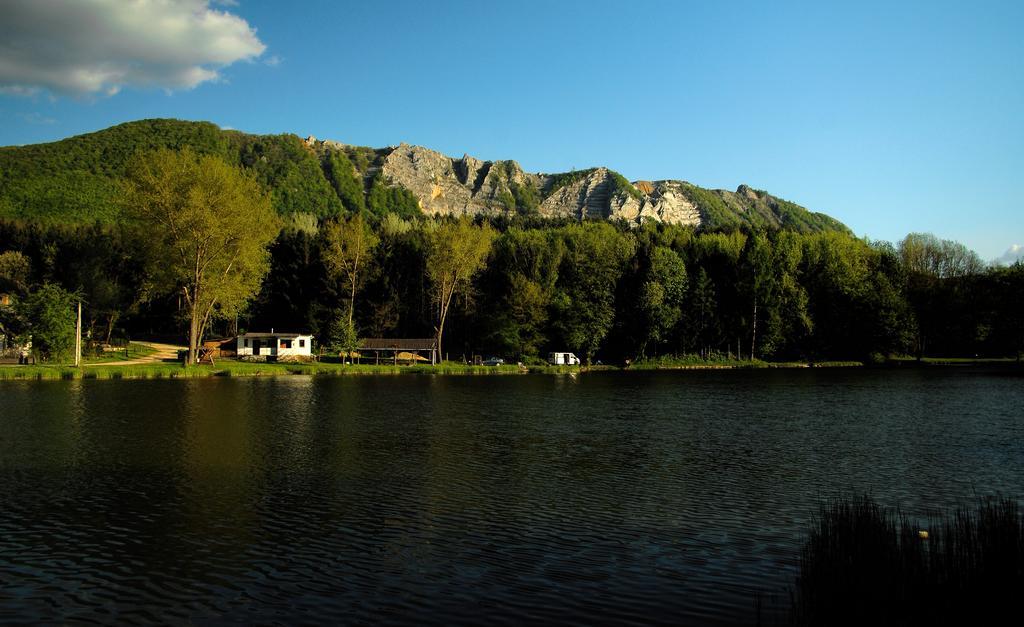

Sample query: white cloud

[16,112,57,125]
[265,55,283,67]
[0,0,266,97]
[994,244,1024,266]
[0,85,40,97]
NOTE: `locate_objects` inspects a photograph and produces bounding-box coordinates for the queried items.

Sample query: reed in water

[792,494,1023,626]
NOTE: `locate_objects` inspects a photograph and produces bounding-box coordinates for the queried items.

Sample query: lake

[1,368,1022,624]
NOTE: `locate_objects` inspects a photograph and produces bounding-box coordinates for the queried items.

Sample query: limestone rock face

[377,146,706,227]
[342,140,845,233]
[539,168,614,220]
[609,181,701,227]
[380,143,544,216]
[538,171,702,227]
[381,144,467,215]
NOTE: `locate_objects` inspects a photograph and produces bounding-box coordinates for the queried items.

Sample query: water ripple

[1,368,1022,624]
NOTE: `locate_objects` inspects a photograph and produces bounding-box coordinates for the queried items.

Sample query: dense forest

[0,120,1021,364]
[1,215,1020,364]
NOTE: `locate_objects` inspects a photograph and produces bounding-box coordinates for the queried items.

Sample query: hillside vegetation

[0,118,847,233]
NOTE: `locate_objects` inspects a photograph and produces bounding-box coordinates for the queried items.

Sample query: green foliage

[496,189,516,212]
[19,283,77,361]
[234,134,342,218]
[343,146,382,174]
[483,228,564,358]
[0,119,231,224]
[0,120,1012,364]
[543,168,598,197]
[681,184,745,230]
[322,213,379,326]
[510,180,541,215]
[0,251,31,295]
[324,150,366,214]
[551,221,635,362]
[122,148,279,362]
[637,246,688,355]
[899,232,983,279]
[426,217,496,357]
[0,119,351,223]
[1,213,1015,365]
[367,173,421,218]
[608,170,643,201]
[326,313,360,356]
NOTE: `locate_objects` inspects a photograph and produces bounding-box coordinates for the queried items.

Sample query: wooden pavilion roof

[358,338,437,351]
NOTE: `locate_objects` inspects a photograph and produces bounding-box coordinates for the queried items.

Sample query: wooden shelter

[358,338,438,365]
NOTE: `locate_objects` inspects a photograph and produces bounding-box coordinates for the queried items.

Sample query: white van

[548,352,580,365]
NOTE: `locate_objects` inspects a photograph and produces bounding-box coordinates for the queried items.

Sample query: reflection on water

[1,368,1022,624]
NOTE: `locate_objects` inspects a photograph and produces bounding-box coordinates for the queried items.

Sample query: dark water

[1,368,1022,625]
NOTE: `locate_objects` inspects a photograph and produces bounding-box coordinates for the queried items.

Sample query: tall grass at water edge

[791,494,1024,626]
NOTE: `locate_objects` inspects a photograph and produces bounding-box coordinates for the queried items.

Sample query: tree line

[1,150,1021,364]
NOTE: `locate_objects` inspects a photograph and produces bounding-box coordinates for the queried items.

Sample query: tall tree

[122,148,279,364]
[0,251,31,296]
[322,213,378,352]
[552,222,635,363]
[19,283,77,362]
[685,267,718,357]
[637,245,688,357]
[425,217,495,360]
[484,228,564,359]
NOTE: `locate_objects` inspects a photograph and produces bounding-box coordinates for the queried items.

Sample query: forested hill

[0,118,848,232]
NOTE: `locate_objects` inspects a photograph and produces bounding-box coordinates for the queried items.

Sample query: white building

[237,331,313,360]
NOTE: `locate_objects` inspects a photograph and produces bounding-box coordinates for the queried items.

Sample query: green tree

[122,148,279,364]
[685,267,718,357]
[899,232,984,358]
[0,252,32,347]
[0,251,31,296]
[637,246,688,357]
[322,213,379,330]
[19,283,77,361]
[552,222,635,363]
[484,228,564,359]
[425,217,495,360]
[326,312,360,358]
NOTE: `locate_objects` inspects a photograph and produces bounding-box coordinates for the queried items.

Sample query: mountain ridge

[0,119,848,233]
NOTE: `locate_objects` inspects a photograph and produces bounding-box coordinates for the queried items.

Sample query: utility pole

[74,300,82,367]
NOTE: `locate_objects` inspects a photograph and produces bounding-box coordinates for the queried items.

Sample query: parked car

[482,357,504,366]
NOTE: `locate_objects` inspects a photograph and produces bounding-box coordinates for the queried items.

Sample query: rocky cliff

[306,137,845,232]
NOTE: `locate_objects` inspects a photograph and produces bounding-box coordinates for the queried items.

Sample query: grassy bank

[792,494,1024,626]
[888,356,1021,366]
[0,360,538,381]
[4,355,1014,381]
[629,355,864,370]
[82,342,158,363]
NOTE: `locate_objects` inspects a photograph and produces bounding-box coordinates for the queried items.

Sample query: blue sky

[2,0,1022,262]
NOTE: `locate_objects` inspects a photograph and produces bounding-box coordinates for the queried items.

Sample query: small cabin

[237,331,313,359]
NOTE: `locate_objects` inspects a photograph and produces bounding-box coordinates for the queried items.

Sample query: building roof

[238,332,310,339]
[358,338,437,351]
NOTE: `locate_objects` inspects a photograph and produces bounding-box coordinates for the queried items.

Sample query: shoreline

[0,357,1018,382]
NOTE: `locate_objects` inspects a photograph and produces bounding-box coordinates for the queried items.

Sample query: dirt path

[84,342,184,367]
